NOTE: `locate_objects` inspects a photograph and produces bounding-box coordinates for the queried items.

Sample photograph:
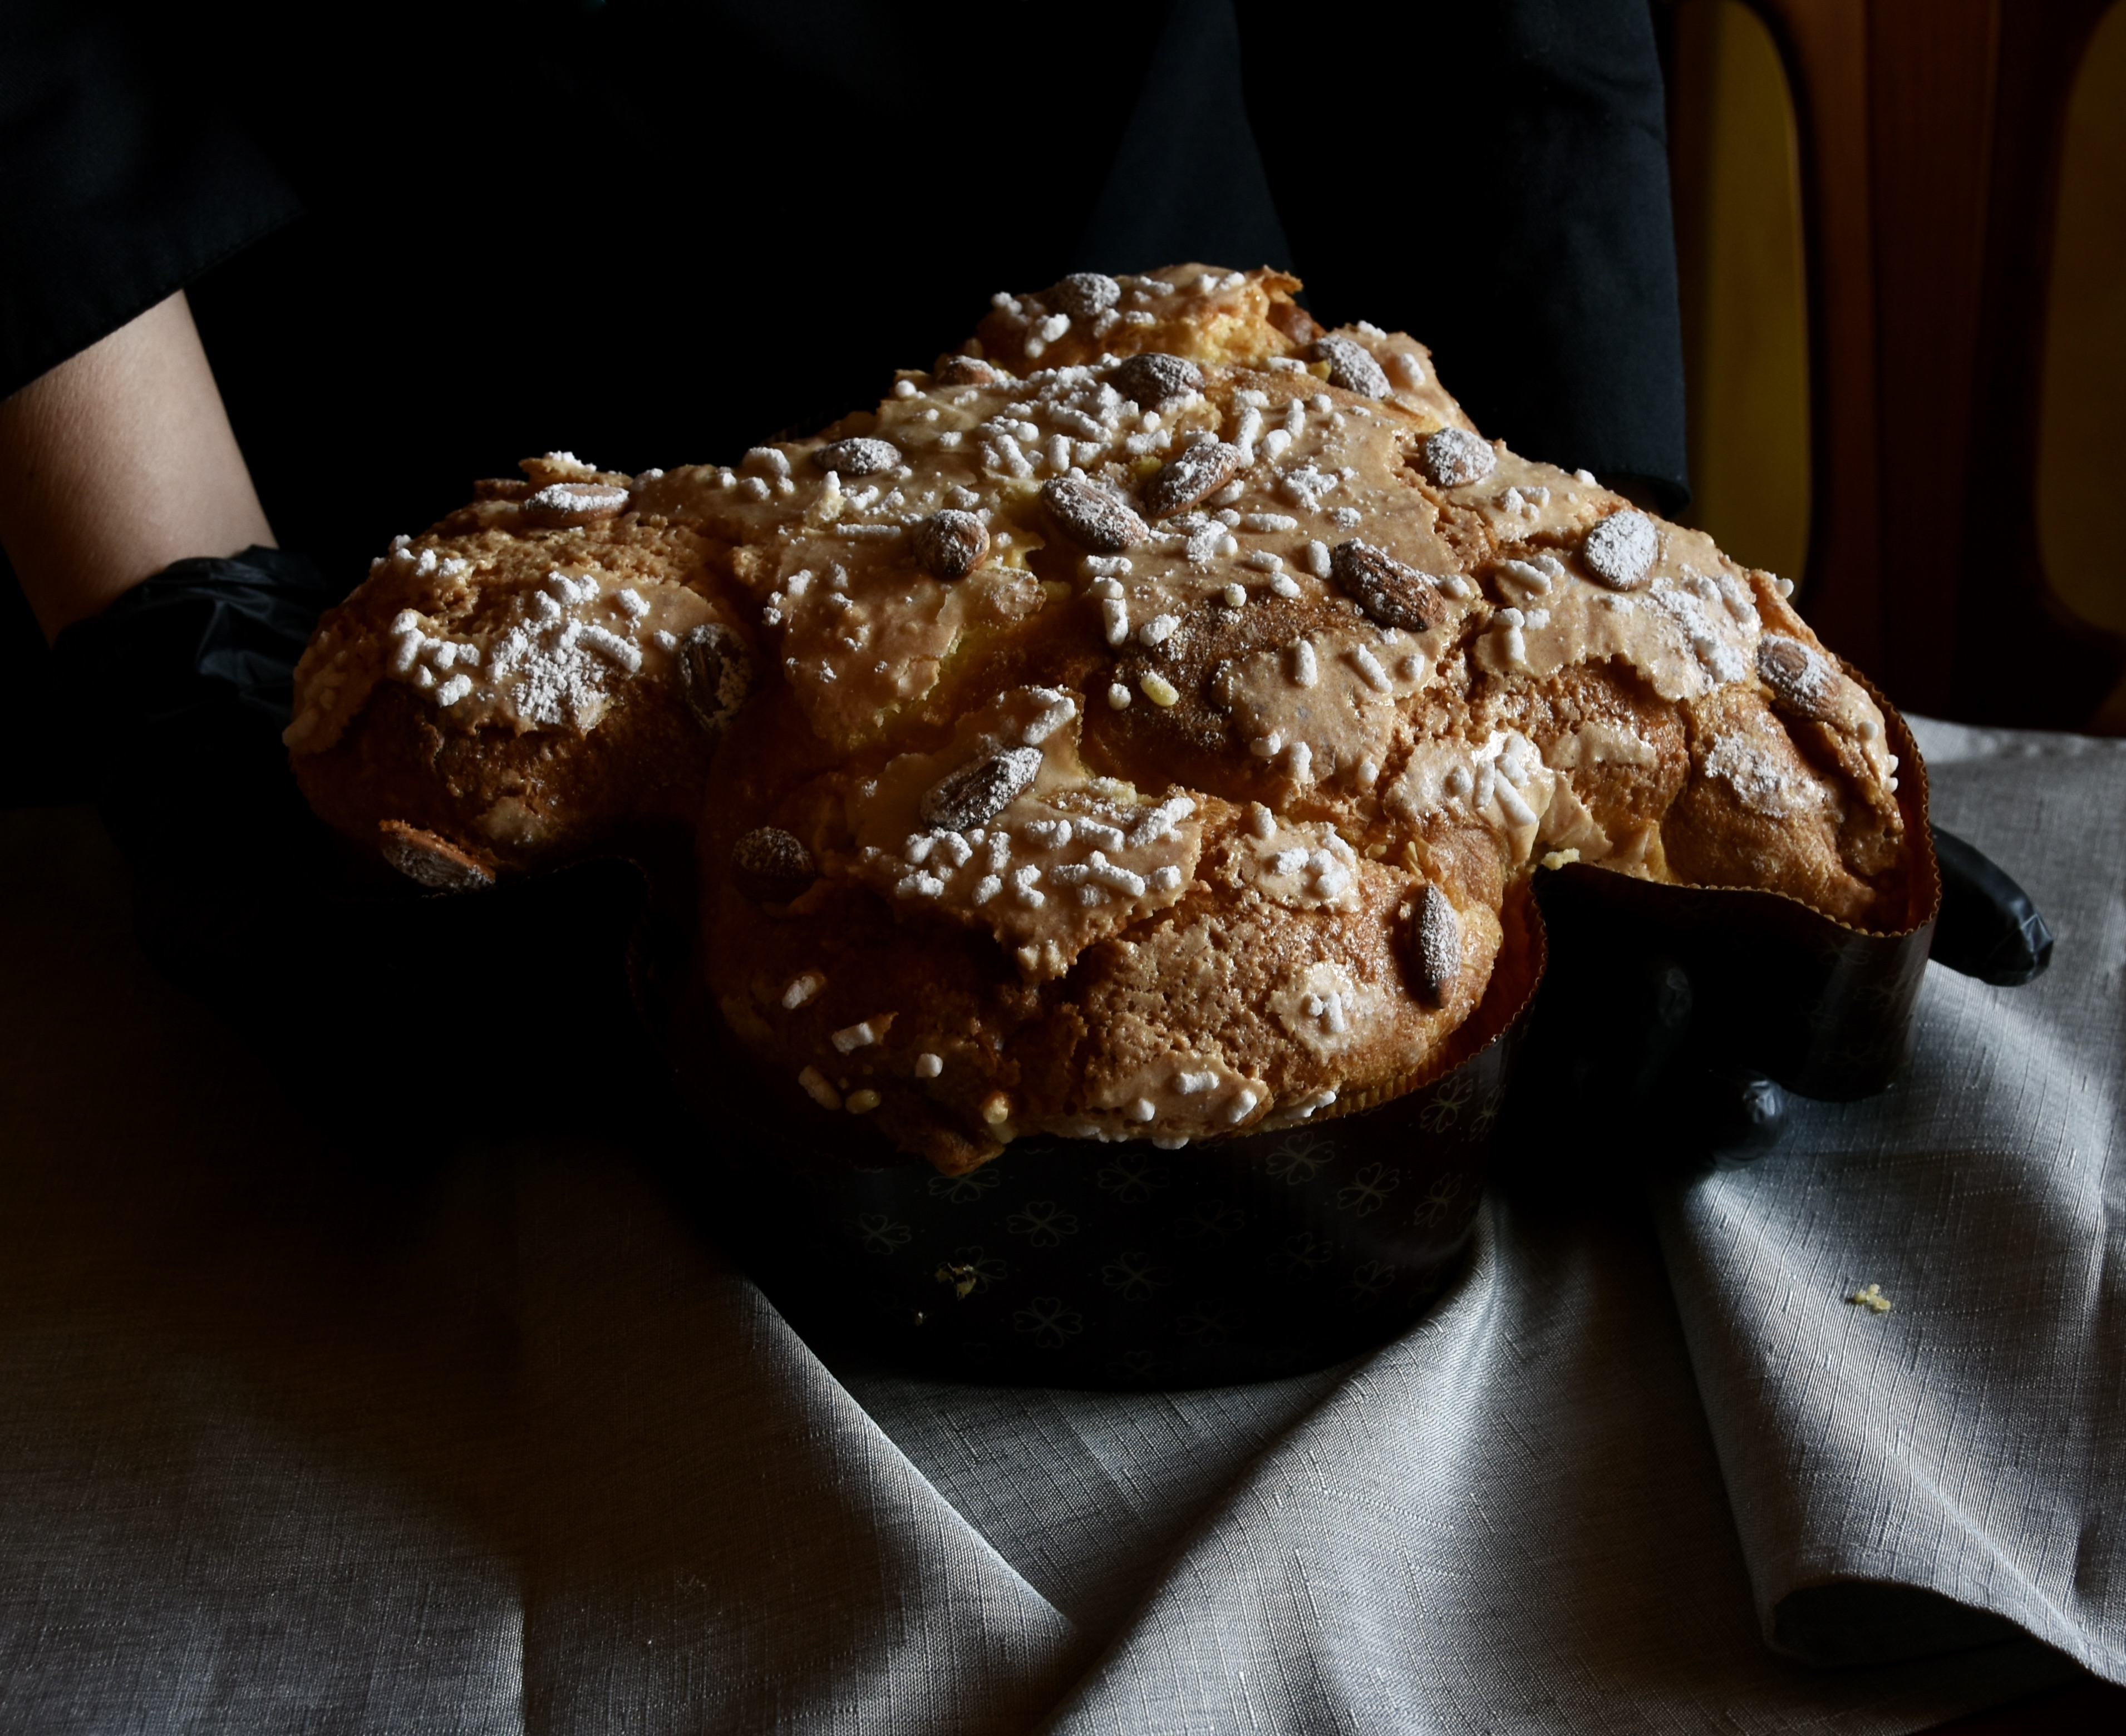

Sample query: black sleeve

[1067,0,1297,282]
[1236,0,1688,507]
[0,0,301,400]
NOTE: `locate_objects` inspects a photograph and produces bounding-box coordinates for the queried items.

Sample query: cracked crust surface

[290,267,1911,1172]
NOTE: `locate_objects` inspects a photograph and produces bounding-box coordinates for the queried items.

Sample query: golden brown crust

[1661,686,1882,924]
[288,474,752,876]
[289,269,1912,1170]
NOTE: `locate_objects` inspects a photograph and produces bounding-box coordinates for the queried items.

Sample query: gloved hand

[50,550,669,1140]
[1928,825,2054,986]
[52,544,330,870]
[1498,827,2054,1193]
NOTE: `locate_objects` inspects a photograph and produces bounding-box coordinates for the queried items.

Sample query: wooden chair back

[1739,0,2123,728]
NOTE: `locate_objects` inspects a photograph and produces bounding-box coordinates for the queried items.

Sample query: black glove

[1928,824,2054,986]
[1499,829,2054,1193]
[51,550,668,1141]
[52,544,329,869]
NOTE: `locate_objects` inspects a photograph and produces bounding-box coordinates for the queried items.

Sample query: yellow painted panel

[1672,0,1812,586]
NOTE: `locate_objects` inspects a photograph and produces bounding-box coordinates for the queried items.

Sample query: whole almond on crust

[731,826,817,902]
[936,354,1003,386]
[1582,510,1658,591]
[1041,477,1148,552]
[814,437,900,476]
[1757,634,1838,721]
[378,821,495,892]
[1415,426,1495,489]
[1411,883,1461,1005]
[1110,352,1202,411]
[1329,540,1443,632]
[921,746,1044,832]
[913,509,991,579]
[1312,335,1390,400]
[1049,272,1120,319]
[678,623,752,737]
[1144,440,1243,518]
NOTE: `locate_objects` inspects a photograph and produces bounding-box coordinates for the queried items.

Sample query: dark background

[1,0,1684,801]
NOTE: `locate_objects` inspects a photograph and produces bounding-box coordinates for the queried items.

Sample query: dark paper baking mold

[670,674,1941,1389]
[1532,667,1940,1101]
[675,882,1547,1390]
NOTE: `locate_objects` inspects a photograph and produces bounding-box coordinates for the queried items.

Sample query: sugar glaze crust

[285,453,752,872]
[289,265,1908,1173]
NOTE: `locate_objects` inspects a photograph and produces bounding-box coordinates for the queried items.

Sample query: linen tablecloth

[1,717,2119,1732]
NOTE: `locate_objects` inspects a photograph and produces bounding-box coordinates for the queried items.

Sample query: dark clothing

[1,0,1684,805]
[0,2,301,406]
[1240,0,1686,497]
[3,0,1683,554]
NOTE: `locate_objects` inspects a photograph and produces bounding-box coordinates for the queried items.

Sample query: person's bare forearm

[0,292,274,642]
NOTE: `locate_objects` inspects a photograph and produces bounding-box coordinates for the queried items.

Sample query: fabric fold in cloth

[883,1201,2075,1734]
[1656,718,2126,1683]
[510,1160,1087,1733]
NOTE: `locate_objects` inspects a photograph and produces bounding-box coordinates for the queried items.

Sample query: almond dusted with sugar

[1041,477,1147,553]
[1410,884,1461,1005]
[1110,352,1202,411]
[1582,510,1659,591]
[921,745,1045,832]
[1312,335,1389,400]
[935,355,1002,386]
[380,820,495,892]
[814,437,900,476]
[523,482,630,527]
[731,826,817,902]
[1047,272,1120,319]
[677,622,752,737]
[912,509,990,579]
[1756,634,1838,722]
[1144,440,1243,517]
[1415,426,1495,489]
[1329,540,1443,632]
